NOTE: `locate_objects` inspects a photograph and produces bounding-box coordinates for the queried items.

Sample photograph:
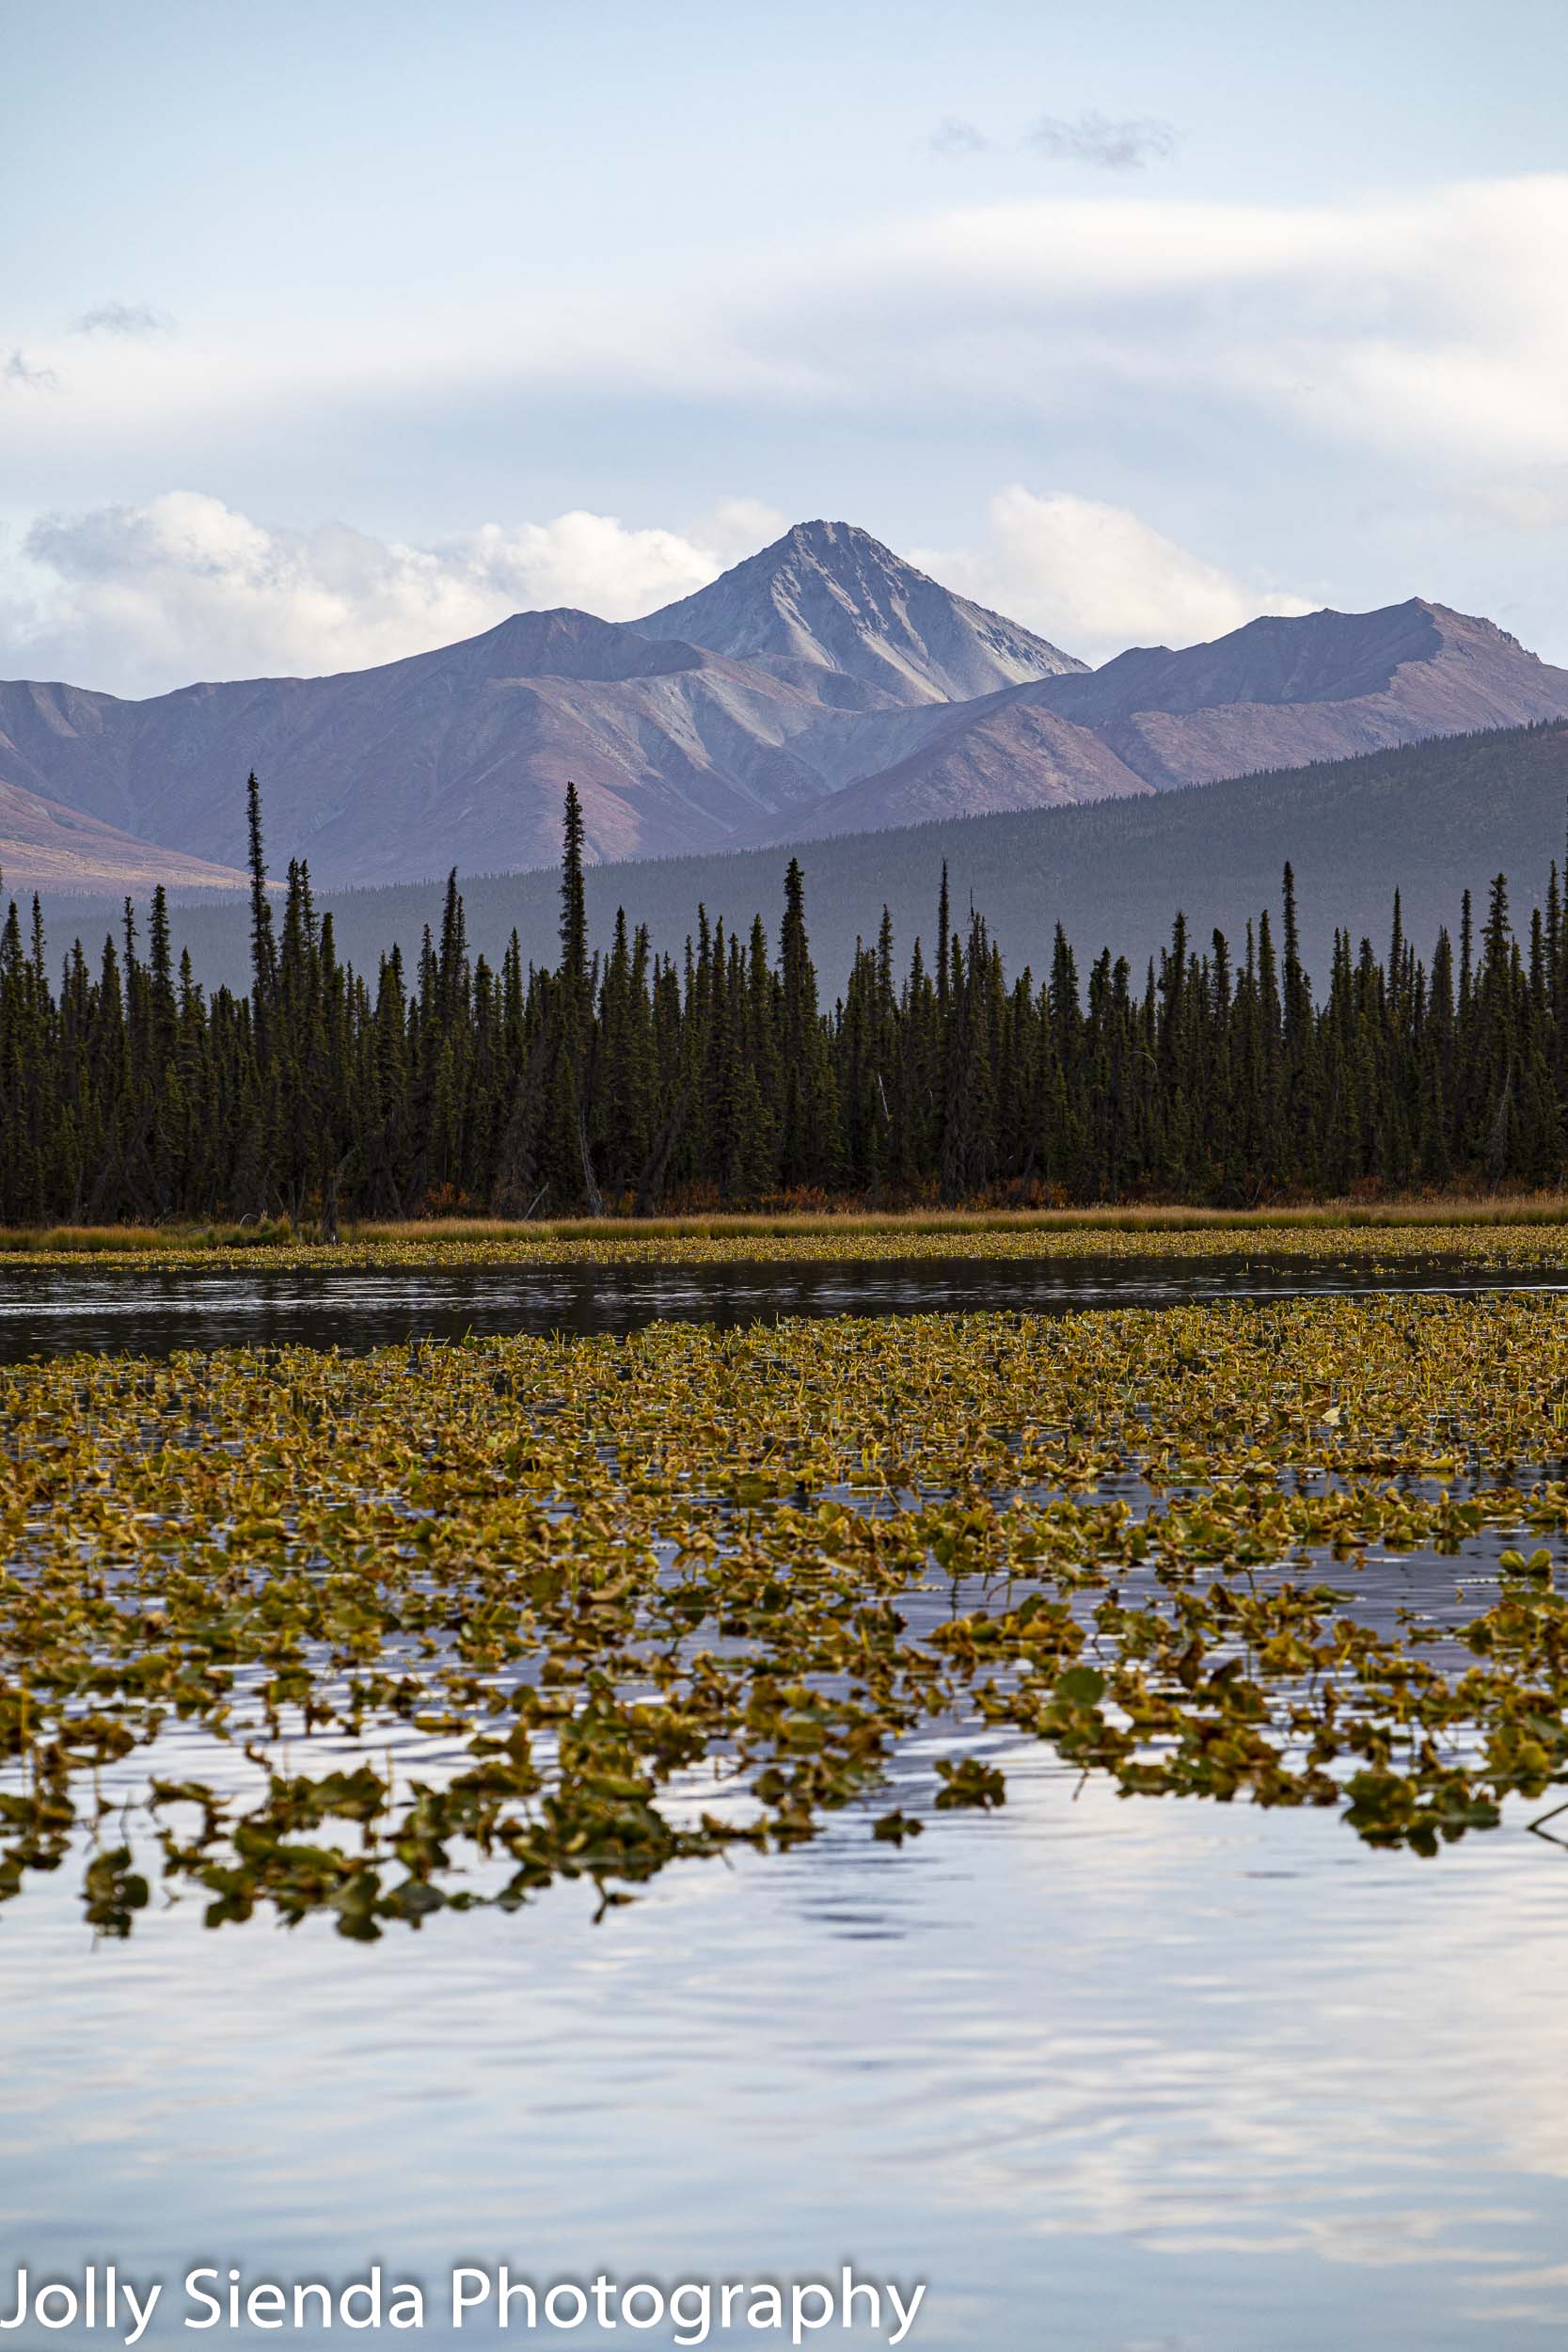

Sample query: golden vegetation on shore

[3,1295,1567,1937]
[1,1200,1567,1270]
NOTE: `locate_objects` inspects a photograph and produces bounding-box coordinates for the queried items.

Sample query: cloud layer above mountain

[3,488,1309,695]
[916,489,1311,660]
[11,176,1566,469]
[756,176,1568,482]
[4,497,787,694]
[6,161,1567,674]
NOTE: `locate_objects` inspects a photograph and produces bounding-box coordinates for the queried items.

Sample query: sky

[4,0,1568,694]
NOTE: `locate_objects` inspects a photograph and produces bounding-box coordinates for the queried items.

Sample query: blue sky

[5,0,1568,691]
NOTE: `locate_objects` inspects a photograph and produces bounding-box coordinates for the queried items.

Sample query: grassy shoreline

[3,1193,1568,1255]
[0,1197,1566,1270]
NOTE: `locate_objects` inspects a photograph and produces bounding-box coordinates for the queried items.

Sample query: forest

[0,776,1563,1225]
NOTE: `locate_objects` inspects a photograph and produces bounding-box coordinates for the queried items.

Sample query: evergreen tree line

[1,775,1565,1225]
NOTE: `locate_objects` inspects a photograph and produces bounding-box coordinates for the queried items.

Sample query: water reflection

[2,1252,1565,1360]
[1,1747,1564,2351]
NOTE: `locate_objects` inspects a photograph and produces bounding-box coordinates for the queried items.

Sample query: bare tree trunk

[321,1158,341,1244]
[635,1087,689,1216]
[577,1097,606,1217]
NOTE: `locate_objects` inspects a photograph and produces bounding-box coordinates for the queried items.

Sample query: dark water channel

[1,1249,1564,1359]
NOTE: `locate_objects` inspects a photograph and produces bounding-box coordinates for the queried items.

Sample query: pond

[1,1273,1565,2352]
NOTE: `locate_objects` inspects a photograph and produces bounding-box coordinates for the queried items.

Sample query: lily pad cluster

[2,1294,1567,1938]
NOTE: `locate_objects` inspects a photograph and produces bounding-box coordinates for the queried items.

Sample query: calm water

[0,1250,1564,1359]
[2,1266,1566,2351]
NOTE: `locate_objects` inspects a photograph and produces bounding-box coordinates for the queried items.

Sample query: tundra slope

[78,716,1568,1006]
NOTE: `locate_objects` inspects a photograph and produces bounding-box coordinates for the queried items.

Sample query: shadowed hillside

[32,720,1568,999]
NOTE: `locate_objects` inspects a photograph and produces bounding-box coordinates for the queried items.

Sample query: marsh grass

[0,1221,293,1254]
[3,1194,1568,1263]
[351,1196,1568,1241]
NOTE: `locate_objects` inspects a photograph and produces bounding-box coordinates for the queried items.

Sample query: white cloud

[6,178,1567,511]
[7,493,762,695]
[705,177,1568,507]
[915,487,1313,660]
[1465,469,1568,533]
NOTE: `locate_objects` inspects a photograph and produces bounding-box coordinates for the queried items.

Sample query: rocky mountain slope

[637,518,1085,703]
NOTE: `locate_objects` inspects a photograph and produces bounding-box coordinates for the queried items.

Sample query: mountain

[5,515,1568,893]
[756,598,1568,841]
[46,721,1568,1009]
[0,612,867,887]
[765,699,1153,836]
[1037,596,1568,772]
[636,518,1085,703]
[0,524,1074,888]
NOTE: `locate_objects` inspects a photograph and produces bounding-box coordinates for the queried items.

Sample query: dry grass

[362,1197,1568,1242]
[4,1194,1568,1253]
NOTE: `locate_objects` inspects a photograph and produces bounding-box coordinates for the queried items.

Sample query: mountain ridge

[744,595,1568,841]
[0,771,250,896]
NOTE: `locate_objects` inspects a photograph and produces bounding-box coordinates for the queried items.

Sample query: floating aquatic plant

[1,1295,1566,1939]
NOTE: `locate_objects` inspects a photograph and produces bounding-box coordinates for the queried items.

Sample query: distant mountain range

[4,517,1568,894]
